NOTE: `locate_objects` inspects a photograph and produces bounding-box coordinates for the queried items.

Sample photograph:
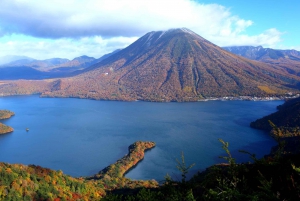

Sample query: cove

[0,95,280,181]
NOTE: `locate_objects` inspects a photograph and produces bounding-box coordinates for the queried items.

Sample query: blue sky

[200,0,299,48]
[0,0,299,60]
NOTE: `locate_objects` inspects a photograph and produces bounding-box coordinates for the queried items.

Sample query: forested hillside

[1,28,300,102]
[251,97,300,136]
[0,141,158,200]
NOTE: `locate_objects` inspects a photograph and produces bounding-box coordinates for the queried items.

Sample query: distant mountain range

[223,46,300,62]
[0,50,121,80]
[0,55,35,65]
[0,28,300,101]
[223,46,300,77]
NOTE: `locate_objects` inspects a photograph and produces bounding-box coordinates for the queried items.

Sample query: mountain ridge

[223,46,300,77]
[223,46,300,61]
[0,50,121,79]
[1,28,300,101]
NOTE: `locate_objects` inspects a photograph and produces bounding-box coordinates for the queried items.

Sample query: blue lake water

[0,95,280,181]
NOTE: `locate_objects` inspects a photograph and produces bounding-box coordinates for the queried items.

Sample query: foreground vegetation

[103,138,300,201]
[0,163,105,200]
[1,134,300,200]
[0,141,157,200]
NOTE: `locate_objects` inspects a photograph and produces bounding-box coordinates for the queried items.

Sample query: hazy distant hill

[0,55,35,65]
[2,57,81,71]
[0,50,120,79]
[0,67,70,80]
[48,56,97,72]
[1,28,300,101]
[223,46,300,77]
[223,46,300,62]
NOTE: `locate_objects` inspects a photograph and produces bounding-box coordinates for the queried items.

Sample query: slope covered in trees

[0,141,158,200]
[223,46,300,82]
[250,97,300,136]
[1,28,300,101]
[41,28,300,101]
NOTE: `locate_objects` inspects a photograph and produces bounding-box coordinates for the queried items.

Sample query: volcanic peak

[1,28,300,101]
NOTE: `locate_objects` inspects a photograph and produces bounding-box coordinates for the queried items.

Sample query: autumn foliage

[88,141,158,190]
[0,29,300,102]
[0,141,158,200]
[0,110,14,134]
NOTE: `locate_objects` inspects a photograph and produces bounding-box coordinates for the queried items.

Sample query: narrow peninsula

[0,110,14,134]
[88,141,158,190]
[0,141,157,200]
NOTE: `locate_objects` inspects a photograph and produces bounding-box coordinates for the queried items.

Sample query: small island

[0,110,14,134]
[0,123,14,134]
[0,110,15,120]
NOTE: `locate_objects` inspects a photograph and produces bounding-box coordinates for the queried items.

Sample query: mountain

[96,49,122,62]
[223,46,300,76]
[0,67,72,80]
[223,46,300,62]
[2,58,70,69]
[0,50,121,77]
[0,58,36,67]
[0,55,35,65]
[1,28,300,101]
[48,50,122,72]
[48,55,97,72]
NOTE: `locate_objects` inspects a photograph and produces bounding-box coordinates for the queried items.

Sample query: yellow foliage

[183,86,193,93]
[257,85,276,94]
[5,168,12,173]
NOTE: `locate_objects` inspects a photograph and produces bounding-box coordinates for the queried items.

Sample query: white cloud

[0,36,138,59]
[0,0,275,38]
[0,0,290,58]
[214,28,283,47]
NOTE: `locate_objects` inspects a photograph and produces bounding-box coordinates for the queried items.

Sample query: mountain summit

[1,28,300,101]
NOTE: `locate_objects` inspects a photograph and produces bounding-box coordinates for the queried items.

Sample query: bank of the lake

[0,110,14,134]
[0,95,280,181]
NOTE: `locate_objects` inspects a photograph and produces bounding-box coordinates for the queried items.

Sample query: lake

[0,95,280,182]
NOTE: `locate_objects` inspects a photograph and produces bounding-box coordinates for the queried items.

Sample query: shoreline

[0,110,15,134]
[1,93,299,102]
[86,141,159,190]
[89,141,156,180]
[198,94,300,102]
